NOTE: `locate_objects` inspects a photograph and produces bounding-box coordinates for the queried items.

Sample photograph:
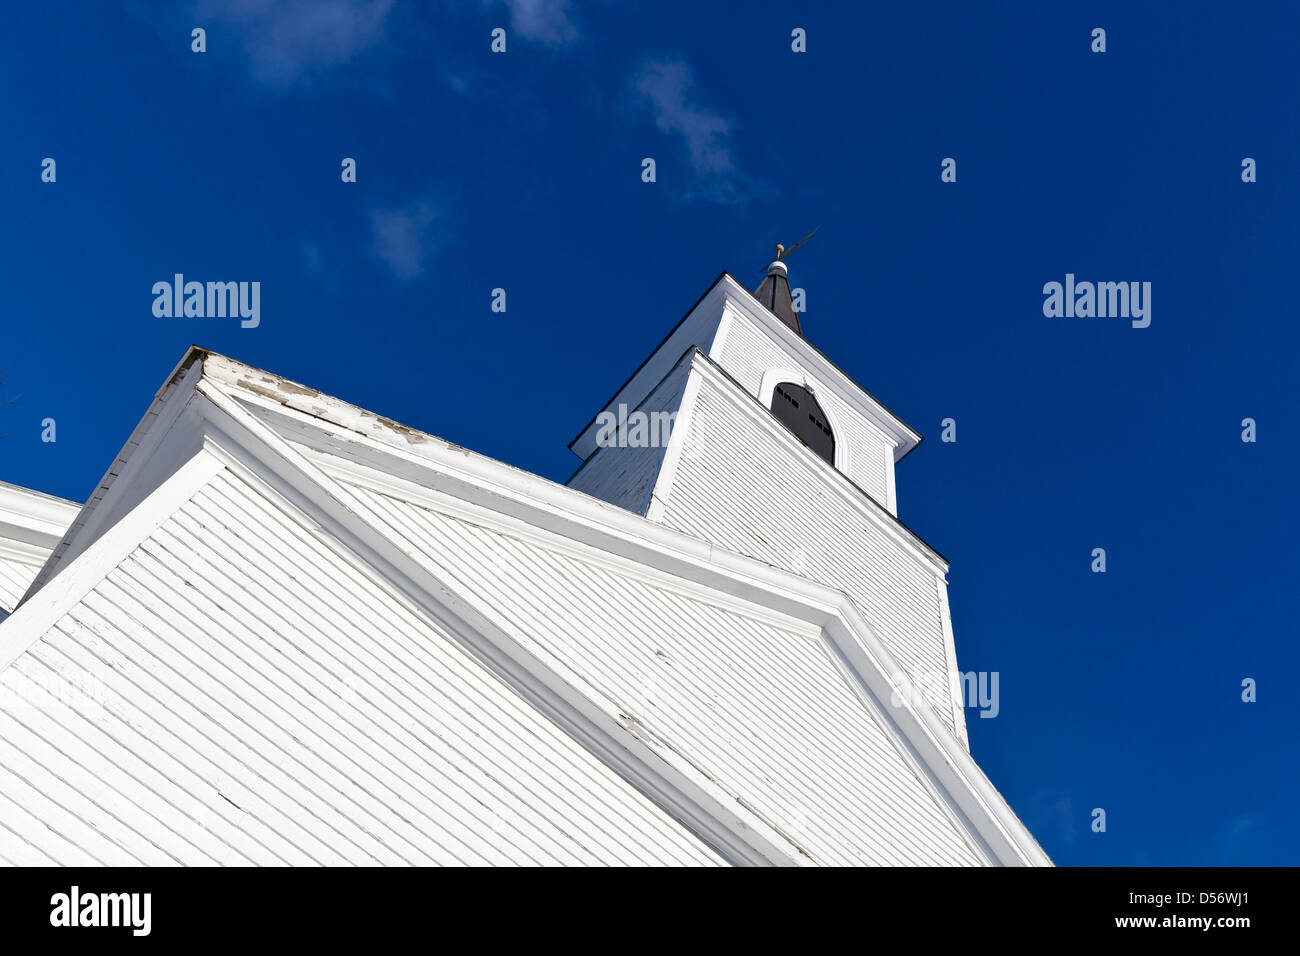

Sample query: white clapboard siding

[655,370,959,735]
[0,558,38,613]
[712,310,894,509]
[333,476,987,866]
[0,465,724,867]
[567,276,919,491]
[565,356,689,514]
[0,480,81,613]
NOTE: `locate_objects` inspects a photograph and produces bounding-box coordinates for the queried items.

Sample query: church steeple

[565,251,963,747]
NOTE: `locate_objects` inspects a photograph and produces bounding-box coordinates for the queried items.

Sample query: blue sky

[2,1,1296,866]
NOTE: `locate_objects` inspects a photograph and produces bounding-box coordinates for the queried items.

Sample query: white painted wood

[0,462,726,867]
[725,313,896,509]
[0,346,1050,867]
[207,368,1043,863]
[568,274,921,478]
[0,451,224,674]
[212,355,1046,864]
[706,275,922,457]
[754,363,852,474]
[568,281,731,460]
[0,481,79,612]
[191,379,798,865]
[885,439,899,514]
[566,352,692,514]
[23,353,206,602]
[643,353,707,524]
[339,478,989,865]
[0,562,34,615]
[936,579,969,749]
[0,481,79,550]
[645,358,961,735]
[821,610,1050,865]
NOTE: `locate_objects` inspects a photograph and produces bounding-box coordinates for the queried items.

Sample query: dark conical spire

[753,258,802,336]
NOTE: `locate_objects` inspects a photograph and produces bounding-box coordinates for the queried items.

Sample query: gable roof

[2,346,1050,866]
[20,349,204,604]
[567,272,923,463]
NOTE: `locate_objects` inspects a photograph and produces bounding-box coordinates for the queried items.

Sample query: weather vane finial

[760,227,819,273]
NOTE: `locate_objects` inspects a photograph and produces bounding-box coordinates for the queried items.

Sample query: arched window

[771,382,834,465]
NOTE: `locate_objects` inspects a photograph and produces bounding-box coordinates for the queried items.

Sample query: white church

[0,258,1050,866]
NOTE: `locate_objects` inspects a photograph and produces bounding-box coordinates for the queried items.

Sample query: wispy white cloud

[368,199,443,282]
[176,1,577,94]
[632,58,747,204]
[486,0,579,45]
[195,0,396,87]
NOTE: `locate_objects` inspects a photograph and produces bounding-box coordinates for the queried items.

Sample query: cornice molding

[0,483,80,548]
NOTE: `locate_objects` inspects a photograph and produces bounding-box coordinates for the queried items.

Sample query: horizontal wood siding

[654,372,960,736]
[713,312,894,510]
[339,479,986,866]
[0,558,38,614]
[0,466,723,867]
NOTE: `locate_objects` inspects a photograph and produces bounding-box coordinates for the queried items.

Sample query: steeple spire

[753,258,801,335]
[752,228,816,337]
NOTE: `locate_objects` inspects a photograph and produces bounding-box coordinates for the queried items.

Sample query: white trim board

[21,353,206,604]
[0,451,225,673]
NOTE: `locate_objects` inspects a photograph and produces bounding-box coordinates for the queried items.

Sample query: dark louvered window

[771,382,834,465]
